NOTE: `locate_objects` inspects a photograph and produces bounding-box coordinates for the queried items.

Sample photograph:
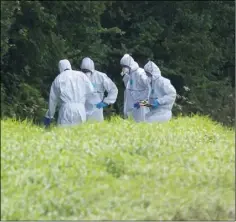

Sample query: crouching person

[143,61,176,123]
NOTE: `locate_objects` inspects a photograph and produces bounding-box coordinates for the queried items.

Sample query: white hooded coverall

[46,59,95,126]
[80,57,118,122]
[144,61,176,123]
[120,54,150,122]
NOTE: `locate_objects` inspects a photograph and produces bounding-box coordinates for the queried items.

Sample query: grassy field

[1,115,235,220]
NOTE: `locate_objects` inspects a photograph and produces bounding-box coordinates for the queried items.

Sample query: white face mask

[120,67,130,76]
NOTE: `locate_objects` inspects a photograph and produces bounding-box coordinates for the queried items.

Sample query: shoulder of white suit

[93,70,109,78]
[59,70,85,80]
[158,76,171,86]
[136,67,146,75]
[74,70,85,75]
[75,70,91,81]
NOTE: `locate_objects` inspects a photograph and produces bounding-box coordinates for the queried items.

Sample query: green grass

[1,115,235,220]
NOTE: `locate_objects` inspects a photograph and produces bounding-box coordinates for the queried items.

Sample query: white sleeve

[157,81,176,105]
[83,75,95,102]
[102,75,118,104]
[122,74,130,87]
[47,79,60,118]
[139,72,150,87]
[138,72,151,99]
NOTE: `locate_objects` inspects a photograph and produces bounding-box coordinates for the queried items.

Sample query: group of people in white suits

[44,54,176,127]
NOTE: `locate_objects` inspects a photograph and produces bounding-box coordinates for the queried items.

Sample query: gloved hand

[96,101,108,109]
[43,116,51,128]
[134,102,140,109]
[151,99,160,109]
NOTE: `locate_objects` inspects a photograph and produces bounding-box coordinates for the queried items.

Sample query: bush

[1,83,47,124]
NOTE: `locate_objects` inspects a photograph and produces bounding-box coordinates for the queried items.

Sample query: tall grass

[1,115,235,220]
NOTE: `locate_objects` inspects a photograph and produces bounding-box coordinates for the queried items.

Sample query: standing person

[80,57,118,122]
[44,59,95,127]
[141,61,176,123]
[120,54,151,122]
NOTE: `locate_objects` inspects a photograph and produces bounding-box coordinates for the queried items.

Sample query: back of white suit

[47,60,94,126]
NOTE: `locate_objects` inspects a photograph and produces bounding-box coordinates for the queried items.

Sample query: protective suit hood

[120,54,139,72]
[58,59,72,73]
[144,61,161,78]
[80,57,95,72]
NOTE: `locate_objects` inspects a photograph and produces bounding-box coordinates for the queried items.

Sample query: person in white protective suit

[142,61,177,123]
[120,54,151,122]
[80,57,118,122]
[44,59,95,127]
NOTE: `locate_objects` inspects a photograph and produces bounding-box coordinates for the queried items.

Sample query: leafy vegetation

[1,116,235,220]
[1,1,235,125]
[1,2,234,220]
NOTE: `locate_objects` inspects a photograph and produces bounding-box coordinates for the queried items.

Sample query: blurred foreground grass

[1,115,235,220]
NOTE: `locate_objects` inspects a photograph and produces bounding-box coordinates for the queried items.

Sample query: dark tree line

[1,1,235,125]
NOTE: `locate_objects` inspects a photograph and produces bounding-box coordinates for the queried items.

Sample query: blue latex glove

[96,102,108,109]
[151,99,160,109]
[134,102,140,109]
[43,117,51,128]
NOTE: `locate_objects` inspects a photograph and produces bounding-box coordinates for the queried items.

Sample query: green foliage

[102,1,235,125]
[0,1,235,125]
[1,116,235,220]
[1,83,47,123]
[1,1,20,59]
